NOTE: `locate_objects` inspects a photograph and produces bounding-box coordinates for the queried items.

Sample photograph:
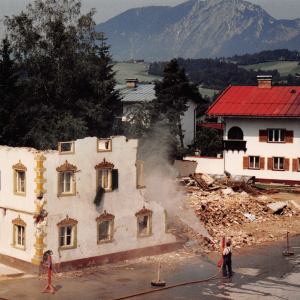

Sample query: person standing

[222,240,233,279]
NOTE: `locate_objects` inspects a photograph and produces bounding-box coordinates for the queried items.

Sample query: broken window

[135,207,153,238]
[138,215,150,236]
[97,139,112,152]
[136,161,146,189]
[58,141,75,154]
[17,171,25,193]
[96,211,115,244]
[98,169,110,189]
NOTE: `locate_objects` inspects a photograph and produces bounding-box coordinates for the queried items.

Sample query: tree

[3,0,120,149]
[152,58,203,147]
[0,37,21,146]
[188,126,222,157]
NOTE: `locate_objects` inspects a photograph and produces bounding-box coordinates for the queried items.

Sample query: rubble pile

[173,175,300,252]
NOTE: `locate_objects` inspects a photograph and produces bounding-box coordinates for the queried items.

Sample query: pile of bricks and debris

[169,173,300,253]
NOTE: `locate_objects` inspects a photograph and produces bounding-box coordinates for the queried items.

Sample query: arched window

[228,126,243,140]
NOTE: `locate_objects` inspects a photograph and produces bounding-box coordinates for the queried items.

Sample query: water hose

[111,262,223,300]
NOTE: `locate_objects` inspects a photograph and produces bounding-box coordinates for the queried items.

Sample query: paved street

[0,236,300,300]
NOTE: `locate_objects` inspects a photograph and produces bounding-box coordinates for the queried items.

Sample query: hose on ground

[111,262,223,300]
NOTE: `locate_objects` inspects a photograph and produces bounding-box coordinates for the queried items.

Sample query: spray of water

[137,123,211,240]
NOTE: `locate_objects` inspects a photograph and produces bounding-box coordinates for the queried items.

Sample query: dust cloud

[137,123,211,240]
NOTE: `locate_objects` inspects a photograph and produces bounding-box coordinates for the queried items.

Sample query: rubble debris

[287,200,300,213]
[169,180,299,253]
[267,202,287,214]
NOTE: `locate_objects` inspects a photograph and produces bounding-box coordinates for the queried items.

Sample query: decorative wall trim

[95,210,115,221]
[57,215,78,226]
[12,160,27,171]
[135,206,153,216]
[94,158,114,169]
[12,214,27,226]
[56,160,77,172]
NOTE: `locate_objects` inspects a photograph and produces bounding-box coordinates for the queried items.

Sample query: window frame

[57,171,76,197]
[273,157,284,170]
[58,141,75,155]
[136,161,146,189]
[96,211,115,245]
[12,215,26,251]
[249,156,260,169]
[12,160,27,197]
[96,168,112,192]
[268,129,285,143]
[57,215,78,251]
[97,138,112,152]
[135,207,153,238]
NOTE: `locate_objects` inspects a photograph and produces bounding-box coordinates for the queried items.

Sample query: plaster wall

[43,136,175,263]
[184,156,224,174]
[0,146,39,261]
[0,136,176,265]
[224,117,300,182]
[181,100,197,147]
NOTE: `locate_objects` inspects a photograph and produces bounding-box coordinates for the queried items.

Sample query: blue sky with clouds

[1,0,299,40]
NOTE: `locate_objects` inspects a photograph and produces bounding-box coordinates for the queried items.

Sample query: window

[260,129,294,143]
[12,215,26,250]
[56,160,77,197]
[268,129,285,142]
[60,226,74,247]
[273,157,284,170]
[98,169,111,190]
[58,141,75,155]
[228,127,243,140]
[243,156,265,170]
[94,159,118,193]
[57,215,78,250]
[97,139,112,152]
[135,207,153,238]
[267,157,289,171]
[96,211,115,244]
[249,156,260,169]
[12,161,27,197]
[136,161,146,189]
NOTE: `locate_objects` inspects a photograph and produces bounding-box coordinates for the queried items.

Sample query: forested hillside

[149,58,281,90]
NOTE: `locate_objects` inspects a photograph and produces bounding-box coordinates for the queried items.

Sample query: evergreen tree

[152,58,203,147]
[3,0,119,149]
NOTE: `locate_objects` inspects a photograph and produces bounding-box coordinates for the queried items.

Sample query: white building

[0,136,178,270]
[117,79,198,147]
[202,75,300,185]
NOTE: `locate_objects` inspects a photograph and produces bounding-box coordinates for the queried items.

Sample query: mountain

[95,0,300,62]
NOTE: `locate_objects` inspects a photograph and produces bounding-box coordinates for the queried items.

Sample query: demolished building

[0,136,179,270]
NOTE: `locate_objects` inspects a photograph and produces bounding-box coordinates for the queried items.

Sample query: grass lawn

[200,88,220,99]
[112,62,161,83]
[240,61,300,76]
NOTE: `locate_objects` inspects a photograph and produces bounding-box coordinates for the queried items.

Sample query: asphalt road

[0,236,300,300]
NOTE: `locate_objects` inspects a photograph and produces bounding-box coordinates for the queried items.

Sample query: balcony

[223,140,247,152]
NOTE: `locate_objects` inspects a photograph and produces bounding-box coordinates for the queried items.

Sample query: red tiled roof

[206,86,300,117]
[197,123,224,130]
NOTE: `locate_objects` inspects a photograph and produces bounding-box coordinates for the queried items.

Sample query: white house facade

[199,76,300,185]
[0,136,178,270]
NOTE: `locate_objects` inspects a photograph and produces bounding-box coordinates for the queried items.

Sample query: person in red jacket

[222,240,233,279]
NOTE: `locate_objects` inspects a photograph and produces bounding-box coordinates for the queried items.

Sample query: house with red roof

[205,75,300,185]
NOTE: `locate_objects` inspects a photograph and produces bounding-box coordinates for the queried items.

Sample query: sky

[0,0,300,40]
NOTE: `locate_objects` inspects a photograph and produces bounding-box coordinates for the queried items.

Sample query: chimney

[126,78,138,88]
[257,75,273,89]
